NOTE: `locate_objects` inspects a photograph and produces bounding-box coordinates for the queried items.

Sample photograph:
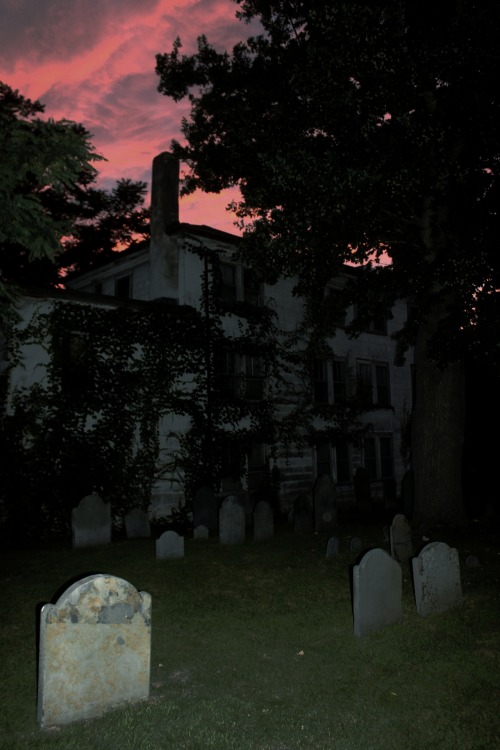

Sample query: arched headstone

[71,494,111,548]
[37,574,151,727]
[412,541,462,617]
[219,495,245,544]
[353,548,402,637]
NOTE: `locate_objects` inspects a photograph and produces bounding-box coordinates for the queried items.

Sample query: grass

[0,517,499,749]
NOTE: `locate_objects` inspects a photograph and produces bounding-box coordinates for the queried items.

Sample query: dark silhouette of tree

[155,1,500,526]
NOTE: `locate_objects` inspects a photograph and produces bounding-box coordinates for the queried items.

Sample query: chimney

[151,152,179,235]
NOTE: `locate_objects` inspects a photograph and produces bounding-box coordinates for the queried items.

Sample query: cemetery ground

[1,518,499,750]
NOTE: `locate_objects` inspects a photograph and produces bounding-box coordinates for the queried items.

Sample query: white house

[3,153,413,526]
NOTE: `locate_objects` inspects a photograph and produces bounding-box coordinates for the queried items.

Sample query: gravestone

[412,541,462,618]
[253,500,274,542]
[390,513,413,563]
[124,508,151,539]
[72,493,111,548]
[219,495,245,545]
[350,536,363,553]
[353,548,403,637]
[37,574,151,728]
[313,474,338,532]
[326,536,340,558]
[193,486,218,533]
[156,530,184,559]
[293,495,314,534]
[193,524,209,540]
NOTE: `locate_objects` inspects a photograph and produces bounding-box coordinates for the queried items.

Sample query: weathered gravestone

[219,495,245,545]
[313,474,338,532]
[412,541,463,618]
[156,530,184,559]
[326,536,340,558]
[390,513,413,563]
[293,495,314,534]
[193,486,218,534]
[72,493,111,549]
[124,508,151,539]
[193,524,209,540]
[37,574,151,728]
[253,500,274,542]
[353,548,403,637]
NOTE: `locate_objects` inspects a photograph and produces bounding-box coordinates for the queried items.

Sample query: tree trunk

[411,306,467,528]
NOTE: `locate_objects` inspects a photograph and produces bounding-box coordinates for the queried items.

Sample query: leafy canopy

[156,1,500,363]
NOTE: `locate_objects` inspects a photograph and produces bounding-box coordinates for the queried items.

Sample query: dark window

[335,441,351,482]
[247,443,266,491]
[244,355,264,400]
[332,360,347,403]
[357,362,373,404]
[220,442,242,492]
[375,364,390,405]
[363,437,377,480]
[220,263,237,302]
[215,349,239,398]
[313,358,329,403]
[243,268,262,306]
[380,436,394,478]
[115,275,131,298]
[316,441,332,478]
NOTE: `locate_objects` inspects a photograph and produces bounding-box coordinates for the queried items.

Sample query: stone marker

[156,530,184,559]
[313,474,337,532]
[390,513,413,563]
[326,536,340,558]
[124,508,151,539]
[412,541,462,618]
[253,500,274,542]
[219,495,245,544]
[293,495,314,534]
[350,536,363,553]
[353,548,402,637]
[193,524,209,540]
[193,486,218,534]
[37,573,151,728]
[72,493,111,548]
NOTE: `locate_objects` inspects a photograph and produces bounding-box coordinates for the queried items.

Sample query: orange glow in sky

[0,0,255,235]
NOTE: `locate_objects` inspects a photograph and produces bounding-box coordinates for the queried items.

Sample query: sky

[0,0,256,234]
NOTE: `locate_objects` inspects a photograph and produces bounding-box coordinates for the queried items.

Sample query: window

[353,304,388,335]
[332,360,347,403]
[220,442,242,492]
[244,355,264,400]
[219,263,237,302]
[357,361,390,406]
[335,441,351,483]
[115,275,131,299]
[243,268,263,306]
[247,443,266,491]
[362,435,394,480]
[316,441,351,483]
[316,441,332,478]
[313,358,329,403]
[215,349,239,398]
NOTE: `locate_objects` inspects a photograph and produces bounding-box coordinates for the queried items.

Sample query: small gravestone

[326,536,340,558]
[412,541,462,618]
[313,474,338,532]
[193,486,218,533]
[390,513,413,563]
[124,508,151,539]
[37,574,151,727]
[219,495,245,545]
[193,524,209,540]
[293,495,313,534]
[350,536,363,553]
[156,530,184,559]
[72,493,111,548]
[353,548,403,637]
[253,500,274,541]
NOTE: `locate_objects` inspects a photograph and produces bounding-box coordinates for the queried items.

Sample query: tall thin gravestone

[72,493,111,548]
[37,574,151,727]
[353,548,402,637]
[412,541,462,617]
[253,500,274,541]
[219,495,245,544]
[390,513,413,563]
[313,474,338,532]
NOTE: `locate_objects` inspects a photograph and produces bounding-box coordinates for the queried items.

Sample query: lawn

[1,518,499,749]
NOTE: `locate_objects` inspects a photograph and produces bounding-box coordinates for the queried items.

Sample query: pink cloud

[0,0,259,234]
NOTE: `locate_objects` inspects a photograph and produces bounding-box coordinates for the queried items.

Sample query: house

[2,153,413,530]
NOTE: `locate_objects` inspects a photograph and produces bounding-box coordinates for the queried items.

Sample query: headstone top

[412,541,462,617]
[353,548,403,637]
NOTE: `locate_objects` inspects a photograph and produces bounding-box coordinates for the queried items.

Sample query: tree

[0,82,103,304]
[155,1,500,526]
[0,83,149,294]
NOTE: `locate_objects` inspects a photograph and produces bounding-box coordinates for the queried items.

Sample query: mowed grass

[0,519,499,750]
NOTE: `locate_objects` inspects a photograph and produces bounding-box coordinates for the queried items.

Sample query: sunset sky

[0,0,256,234]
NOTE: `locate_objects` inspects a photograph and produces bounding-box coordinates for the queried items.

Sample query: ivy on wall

[0,243,362,541]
